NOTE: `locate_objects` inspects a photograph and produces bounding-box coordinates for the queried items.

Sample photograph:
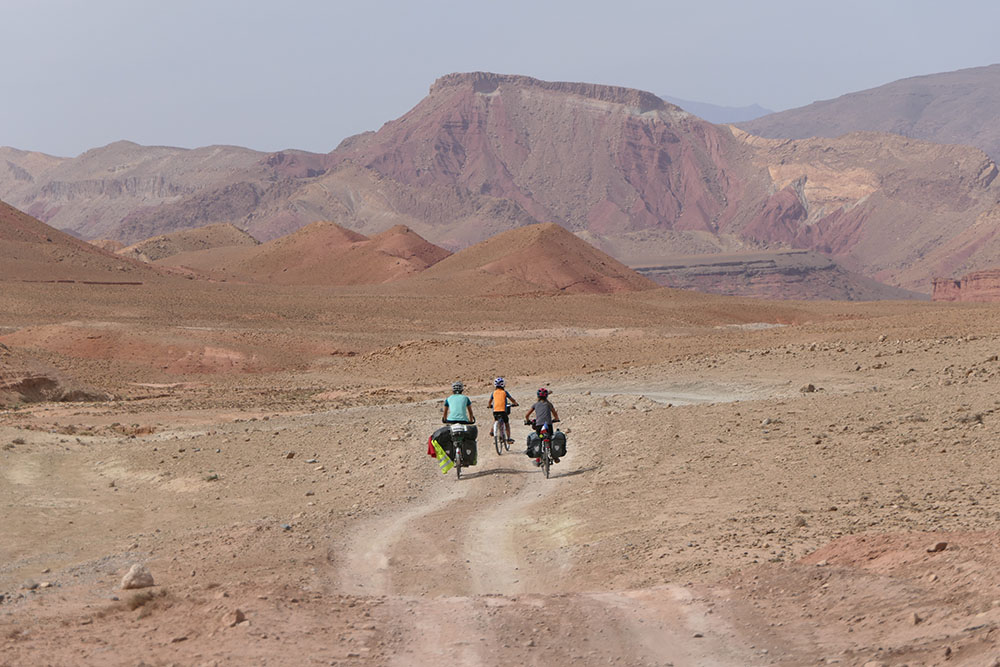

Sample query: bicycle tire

[494,421,503,455]
[542,440,551,479]
[455,442,463,480]
[503,421,511,451]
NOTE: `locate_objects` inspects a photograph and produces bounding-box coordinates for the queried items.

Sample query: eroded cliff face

[932,269,1000,302]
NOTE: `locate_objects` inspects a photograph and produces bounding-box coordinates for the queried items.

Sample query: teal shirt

[444,394,472,422]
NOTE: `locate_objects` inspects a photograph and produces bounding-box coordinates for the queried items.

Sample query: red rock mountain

[739,64,1000,161]
[3,72,1000,295]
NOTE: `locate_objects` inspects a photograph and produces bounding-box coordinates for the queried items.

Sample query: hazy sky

[3,0,999,156]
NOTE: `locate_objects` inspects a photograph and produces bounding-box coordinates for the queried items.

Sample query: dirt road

[335,405,760,666]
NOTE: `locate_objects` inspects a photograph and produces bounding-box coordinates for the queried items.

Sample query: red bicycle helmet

[537,387,549,399]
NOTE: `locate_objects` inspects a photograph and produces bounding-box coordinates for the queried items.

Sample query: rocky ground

[3,281,1000,665]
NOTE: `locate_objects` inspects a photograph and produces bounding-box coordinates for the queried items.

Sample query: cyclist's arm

[551,406,560,422]
[467,404,475,423]
[509,394,519,407]
[442,403,450,422]
[487,395,494,409]
[525,406,535,420]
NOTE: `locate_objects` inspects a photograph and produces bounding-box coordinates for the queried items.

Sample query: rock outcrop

[636,250,925,301]
[0,343,109,405]
[932,269,1000,302]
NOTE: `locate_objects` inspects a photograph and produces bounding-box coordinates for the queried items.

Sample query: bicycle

[448,422,476,480]
[493,417,511,455]
[526,419,558,479]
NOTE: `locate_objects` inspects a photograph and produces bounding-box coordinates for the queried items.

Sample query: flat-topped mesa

[430,72,671,114]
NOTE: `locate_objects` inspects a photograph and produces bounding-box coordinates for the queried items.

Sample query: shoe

[553,457,560,463]
[507,438,515,444]
[534,458,541,467]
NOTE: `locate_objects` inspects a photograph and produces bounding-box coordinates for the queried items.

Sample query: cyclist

[442,380,475,424]
[487,377,518,444]
[525,387,560,464]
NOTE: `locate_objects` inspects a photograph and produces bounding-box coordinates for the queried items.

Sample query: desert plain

[3,276,1000,667]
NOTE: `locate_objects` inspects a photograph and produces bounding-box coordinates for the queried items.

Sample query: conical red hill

[414,222,657,294]
[367,225,452,266]
[0,200,160,282]
[164,221,450,286]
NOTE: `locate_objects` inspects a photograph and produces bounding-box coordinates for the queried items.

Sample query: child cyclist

[487,377,518,444]
[525,387,560,464]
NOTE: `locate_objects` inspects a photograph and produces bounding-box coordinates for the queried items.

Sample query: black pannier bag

[439,423,478,465]
[526,431,542,458]
[552,430,567,458]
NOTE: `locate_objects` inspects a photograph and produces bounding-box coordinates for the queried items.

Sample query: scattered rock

[285,451,295,459]
[927,541,948,553]
[121,563,155,590]
[909,611,922,625]
[22,580,38,590]
[222,608,246,627]
[800,384,816,393]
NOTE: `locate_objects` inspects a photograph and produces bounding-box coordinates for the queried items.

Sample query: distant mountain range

[740,64,1000,161]
[660,95,773,124]
[3,68,1000,296]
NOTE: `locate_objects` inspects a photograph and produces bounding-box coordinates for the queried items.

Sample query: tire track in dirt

[338,480,469,596]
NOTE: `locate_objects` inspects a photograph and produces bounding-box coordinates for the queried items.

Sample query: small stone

[120,563,155,590]
[22,580,38,590]
[927,541,948,553]
[285,452,295,459]
[800,384,816,393]
[222,609,246,627]
[692,632,703,638]
[909,611,922,625]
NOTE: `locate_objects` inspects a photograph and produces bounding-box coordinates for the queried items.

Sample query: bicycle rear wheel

[455,443,463,480]
[542,441,551,479]
[494,422,503,455]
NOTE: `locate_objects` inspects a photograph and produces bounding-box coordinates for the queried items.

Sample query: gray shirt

[532,400,554,425]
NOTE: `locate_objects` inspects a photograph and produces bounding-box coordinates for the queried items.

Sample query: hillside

[412,222,656,294]
[739,64,1000,160]
[0,199,160,283]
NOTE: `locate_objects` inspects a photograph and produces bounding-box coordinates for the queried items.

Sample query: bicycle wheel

[503,421,511,451]
[494,421,503,455]
[455,442,463,480]
[542,441,551,479]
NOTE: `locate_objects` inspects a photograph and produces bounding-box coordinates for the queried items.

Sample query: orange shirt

[491,388,508,410]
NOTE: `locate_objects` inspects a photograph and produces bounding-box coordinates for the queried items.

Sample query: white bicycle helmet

[494,377,505,388]
[452,380,464,393]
